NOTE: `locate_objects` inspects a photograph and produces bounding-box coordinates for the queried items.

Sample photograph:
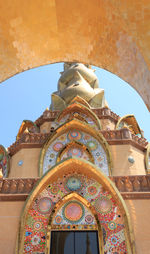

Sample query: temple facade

[0,63,150,254]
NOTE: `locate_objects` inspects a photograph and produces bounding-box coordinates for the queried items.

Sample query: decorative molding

[0,175,150,201]
[8,128,148,156]
[35,108,119,126]
[92,107,120,122]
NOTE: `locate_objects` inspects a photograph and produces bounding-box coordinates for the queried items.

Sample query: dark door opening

[50,231,99,254]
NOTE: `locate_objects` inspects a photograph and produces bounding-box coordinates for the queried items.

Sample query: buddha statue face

[50,63,107,110]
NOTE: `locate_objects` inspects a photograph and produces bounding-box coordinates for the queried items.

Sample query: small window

[50,231,99,254]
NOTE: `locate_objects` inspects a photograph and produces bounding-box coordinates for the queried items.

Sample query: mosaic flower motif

[86,140,98,151]
[85,215,94,224]
[31,235,40,245]
[37,197,52,214]
[65,176,82,191]
[63,201,85,224]
[53,142,63,152]
[94,196,112,214]
[67,130,82,141]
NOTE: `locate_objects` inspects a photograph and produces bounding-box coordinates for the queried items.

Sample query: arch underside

[0,0,150,110]
[18,158,134,253]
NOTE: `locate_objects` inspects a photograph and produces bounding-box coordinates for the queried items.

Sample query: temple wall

[0,199,149,254]
[40,121,52,133]
[110,144,146,176]
[9,148,40,178]
[100,118,116,130]
[125,199,150,254]
[0,201,24,254]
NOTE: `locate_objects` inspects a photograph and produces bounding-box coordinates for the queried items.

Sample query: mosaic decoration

[18,160,23,166]
[23,173,127,254]
[37,197,52,214]
[43,130,109,175]
[51,111,99,130]
[65,176,82,191]
[0,145,9,177]
[60,144,91,162]
[53,200,95,225]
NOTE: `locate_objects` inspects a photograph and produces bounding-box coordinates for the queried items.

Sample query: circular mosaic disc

[65,177,82,191]
[33,221,42,231]
[67,147,83,157]
[37,197,52,214]
[63,201,84,223]
[108,221,117,230]
[67,130,82,141]
[53,142,63,152]
[94,196,112,214]
[87,141,98,151]
[55,215,63,225]
[85,215,94,224]
[87,186,97,195]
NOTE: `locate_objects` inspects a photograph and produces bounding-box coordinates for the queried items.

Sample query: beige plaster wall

[0,201,24,254]
[40,121,51,133]
[110,144,146,176]
[0,199,149,254]
[9,148,41,178]
[100,119,116,130]
[125,199,150,254]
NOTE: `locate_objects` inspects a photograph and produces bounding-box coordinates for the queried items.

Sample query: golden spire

[50,62,107,110]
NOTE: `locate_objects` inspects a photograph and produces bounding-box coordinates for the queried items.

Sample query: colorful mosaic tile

[51,111,99,130]
[43,130,109,175]
[53,200,95,225]
[23,173,127,254]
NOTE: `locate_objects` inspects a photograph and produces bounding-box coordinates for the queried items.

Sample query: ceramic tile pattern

[23,173,127,253]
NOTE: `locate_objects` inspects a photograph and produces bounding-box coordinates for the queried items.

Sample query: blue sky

[0,62,150,148]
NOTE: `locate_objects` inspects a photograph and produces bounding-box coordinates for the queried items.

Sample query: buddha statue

[50,62,107,110]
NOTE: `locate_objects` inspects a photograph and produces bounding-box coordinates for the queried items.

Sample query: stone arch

[17,158,135,253]
[17,120,39,140]
[0,1,150,110]
[39,119,112,176]
[47,192,104,254]
[116,115,142,137]
[54,101,101,130]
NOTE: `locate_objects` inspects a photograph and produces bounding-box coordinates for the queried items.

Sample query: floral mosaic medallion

[37,197,52,214]
[94,196,112,214]
[67,146,83,157]
[67,130,82,141]
[43,130,109,175]
[53,142,63,152]
[65,176,82,191]
[63,201,84,223]
[23,173,127,254]
[53,200,96,226]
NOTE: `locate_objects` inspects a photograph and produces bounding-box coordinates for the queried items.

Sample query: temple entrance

[50,231,99,254]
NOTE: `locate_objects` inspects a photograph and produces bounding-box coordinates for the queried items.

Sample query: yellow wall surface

[9,148,41,178]
[125,199,150,254]
[110,144,146,176]
[0,201,24,254]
